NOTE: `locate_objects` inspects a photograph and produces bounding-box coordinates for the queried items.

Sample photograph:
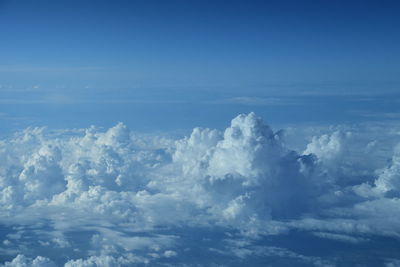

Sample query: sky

[0,0,400,133]
[2,1,400,266]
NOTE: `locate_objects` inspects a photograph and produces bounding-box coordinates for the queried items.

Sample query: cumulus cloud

[2,255,56,267]
[373,144,400,195]
[1,113,400,266]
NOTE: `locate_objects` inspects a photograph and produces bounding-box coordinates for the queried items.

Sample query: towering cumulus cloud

[1,113,400,266]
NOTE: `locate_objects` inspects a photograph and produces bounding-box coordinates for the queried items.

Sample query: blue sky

[1,0,400,134]
[1,0,399,88]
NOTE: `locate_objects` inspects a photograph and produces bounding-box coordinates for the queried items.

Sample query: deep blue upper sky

[1,0,399,89]
[0,0,399,133]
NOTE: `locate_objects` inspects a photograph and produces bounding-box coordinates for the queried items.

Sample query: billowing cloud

[1,113,400,266]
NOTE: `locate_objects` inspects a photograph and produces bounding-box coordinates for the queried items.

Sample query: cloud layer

[1,113,400,266]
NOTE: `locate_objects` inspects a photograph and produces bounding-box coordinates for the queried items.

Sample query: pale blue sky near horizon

[0,0,400,134]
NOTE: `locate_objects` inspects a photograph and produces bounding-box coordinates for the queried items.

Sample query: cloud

[311,232,369,243]
[386,259,400,267]
[207,96,298,106]
[1,113,400,265]
[2,255,56,267]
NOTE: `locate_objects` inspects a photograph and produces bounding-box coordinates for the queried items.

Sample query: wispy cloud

[206,96,300,106]
[0,65,105,73]
[349,110,400,119]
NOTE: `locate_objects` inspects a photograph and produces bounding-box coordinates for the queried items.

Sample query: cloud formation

[1,113,400,266]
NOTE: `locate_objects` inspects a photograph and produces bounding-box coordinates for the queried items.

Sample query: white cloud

[1,113,400,265]
[312,232,369,243]
[64,255,121,267]
[1,255,56,267]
